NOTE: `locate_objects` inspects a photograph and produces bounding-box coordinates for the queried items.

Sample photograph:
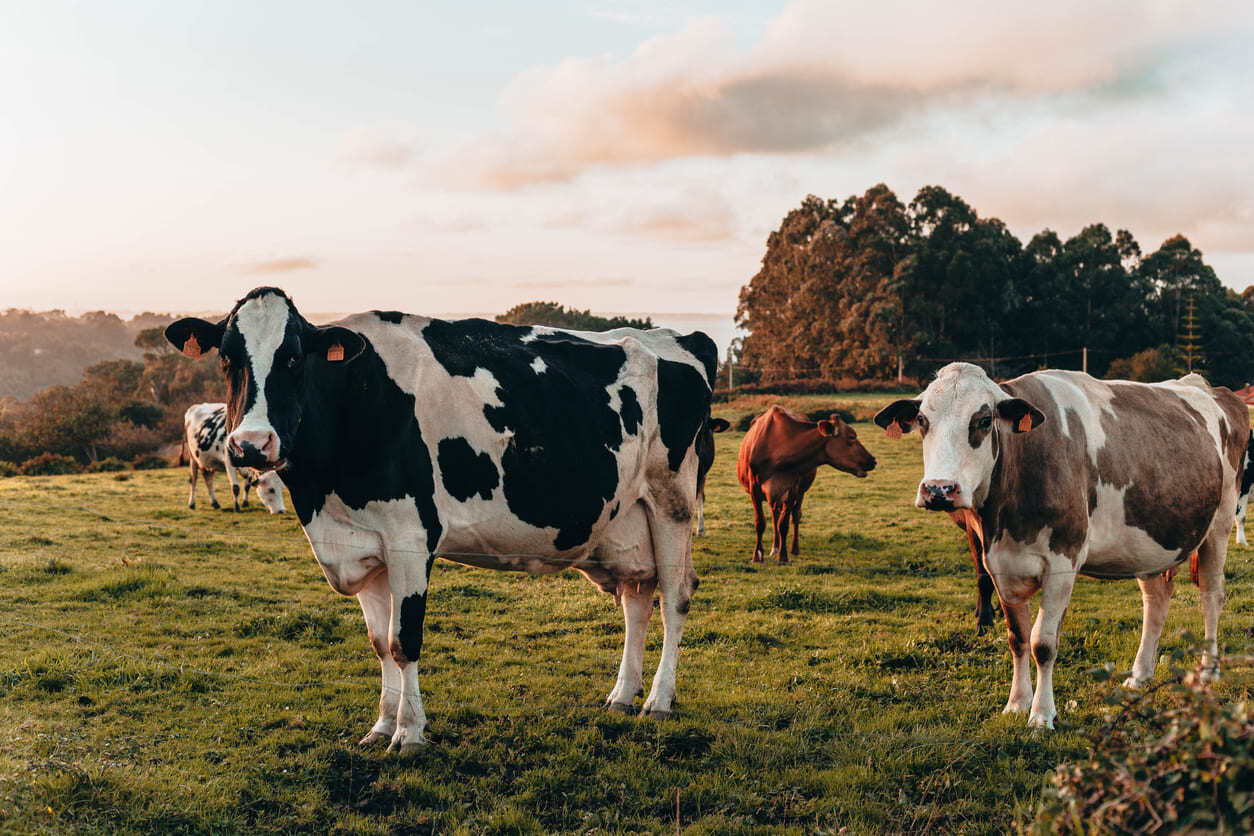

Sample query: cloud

[248,257,318,274]
[511,278,633,289]
[441,1,1251,189]
[338,126,421,170]
[544,186,738,242]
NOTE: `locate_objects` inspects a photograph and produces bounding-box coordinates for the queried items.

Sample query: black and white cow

[166,287,716,752]
[184,403,286,514]
[1234,429,1254,546]
[875,363,1246,729]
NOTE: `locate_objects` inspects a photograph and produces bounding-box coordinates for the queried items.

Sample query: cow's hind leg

[202,470,221,509]
[695,493,705,537]
[1196,527,1230,683]
[790,495,802,557]
[357,571,402,746]
[1124,573,1174,688]
[641,508,696,719]
[1235,494,1248,546]
[606,581,655,712]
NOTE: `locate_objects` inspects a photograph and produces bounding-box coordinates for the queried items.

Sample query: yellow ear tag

[182,334,201,359]
[326,342,345,362]
[1017,414,1032,432]
[885,421,902,439]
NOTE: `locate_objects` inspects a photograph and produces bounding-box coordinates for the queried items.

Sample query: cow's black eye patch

[968,405,994,448]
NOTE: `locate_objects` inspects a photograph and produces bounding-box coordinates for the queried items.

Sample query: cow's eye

[286,355,300,370]
[977,415,992,430]
[917,415,929,430]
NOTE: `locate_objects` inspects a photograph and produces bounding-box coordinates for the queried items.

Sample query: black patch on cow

[397,592,426,664]
[676,332,718,387]
[422,318,628,550]
[373,310,405,324]
[1242,430,1254,498]
[437,437,499,502]
[1033,643,1054,666]
[656,359,708,472]
[195,407,226,452]
[277,333,444,556]
[618,386,643,436]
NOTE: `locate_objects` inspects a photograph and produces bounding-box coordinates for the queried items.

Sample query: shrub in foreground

[0,460,18,477]
[19,453,82,476]
[1028,641,1253,834]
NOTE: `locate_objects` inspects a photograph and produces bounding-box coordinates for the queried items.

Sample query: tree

[495,302,653,331]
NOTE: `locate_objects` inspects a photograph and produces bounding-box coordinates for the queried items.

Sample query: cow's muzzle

[228,429,280,469]
[918,479,961,511]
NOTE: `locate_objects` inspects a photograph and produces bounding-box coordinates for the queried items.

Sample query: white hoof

[358,730,390,746]
[1122,674,1150,689]
[1002,697,1031,715]
[1027,712,1055,730]
[387,727,426,754]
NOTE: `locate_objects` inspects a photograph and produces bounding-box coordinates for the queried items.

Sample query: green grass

[1,431,1251,834]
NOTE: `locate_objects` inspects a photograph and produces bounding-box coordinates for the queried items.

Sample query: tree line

[734,184,1254,388]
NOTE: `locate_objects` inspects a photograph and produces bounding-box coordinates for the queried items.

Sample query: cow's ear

[817,419,836,436]
[709,418,730,433]
[165,318,224,359]
[309,325,367,364]
[996,398,1045,433]
[874,399,921,438]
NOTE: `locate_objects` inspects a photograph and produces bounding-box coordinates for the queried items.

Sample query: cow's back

[184,403,228,470]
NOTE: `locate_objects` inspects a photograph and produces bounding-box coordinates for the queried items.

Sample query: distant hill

[0,309,173,401]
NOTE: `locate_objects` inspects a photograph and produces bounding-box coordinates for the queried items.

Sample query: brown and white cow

[876,363,1246,728]
[737,406,876,563]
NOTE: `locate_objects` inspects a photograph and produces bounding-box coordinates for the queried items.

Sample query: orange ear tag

[182,334,201,359]
[326,343,345,362]
[1017,414,1032,432]
[885,421,902,439]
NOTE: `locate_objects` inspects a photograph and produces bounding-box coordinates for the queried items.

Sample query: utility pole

[1082,347,1088,374]
[728,362,734,390]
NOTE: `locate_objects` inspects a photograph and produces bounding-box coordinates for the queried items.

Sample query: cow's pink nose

[228,430,278,463]
[919,479,960,510]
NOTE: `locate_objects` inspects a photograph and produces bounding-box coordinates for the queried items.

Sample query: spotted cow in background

[167,288,717,753]
[876,364,1246,729]
[184,403,286,514]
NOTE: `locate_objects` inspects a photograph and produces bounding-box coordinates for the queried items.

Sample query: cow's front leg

[1196,530,1229,682]
[357,571,401,745]
[1000,595,1033,715]
[386,555,433,753]
[223,460,243,512]
[1028,560,1076,729]
[605,581,655,711]
[1125,573,1173,688]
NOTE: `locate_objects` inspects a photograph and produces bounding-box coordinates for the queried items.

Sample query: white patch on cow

[1031,372,1116,465]
[1084,481,1188,577]
[916,363,1005,505]
[530,356,546,374]
[232,295,291,440]
[303,494,424,595]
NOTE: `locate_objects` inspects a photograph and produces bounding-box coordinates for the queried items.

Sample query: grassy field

[1,419,1251,834]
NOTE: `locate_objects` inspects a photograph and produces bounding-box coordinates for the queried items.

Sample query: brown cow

[737,406,877,563]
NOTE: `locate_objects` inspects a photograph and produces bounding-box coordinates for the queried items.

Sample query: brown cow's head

[874,363,1044,511]
[817,415,876,478]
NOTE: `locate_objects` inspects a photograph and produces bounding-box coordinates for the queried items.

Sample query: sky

[2,0,1253,331]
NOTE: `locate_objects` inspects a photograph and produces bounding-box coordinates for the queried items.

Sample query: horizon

[3,1,1252,316]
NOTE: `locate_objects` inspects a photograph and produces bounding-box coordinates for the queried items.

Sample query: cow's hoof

[777,556,789,565]
[1121,674,1150,689]
[604,701,636,715]
[1199,665,1221,684]
[210,502,220,509]
[1002,699,1030,715]
[1027,712,1055,730]
[643,709,671,720]
[358,730,391,746]
[387,730,426,753]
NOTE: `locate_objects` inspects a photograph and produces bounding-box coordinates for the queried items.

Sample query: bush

[19,453,82,476]
[131,453,170,470]
[1105,345,1180,383]
[97,420,164,461]
[0,460,18,477]
[87,457,128,472]
[1029,639,1253,834]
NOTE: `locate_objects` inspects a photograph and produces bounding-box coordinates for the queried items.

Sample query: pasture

[1,421,1251,834]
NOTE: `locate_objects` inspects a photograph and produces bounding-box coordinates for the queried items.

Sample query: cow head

[251,470,287,514]
[874,363,1043,511]
[817,414,877,478]
[164,287,365,470]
